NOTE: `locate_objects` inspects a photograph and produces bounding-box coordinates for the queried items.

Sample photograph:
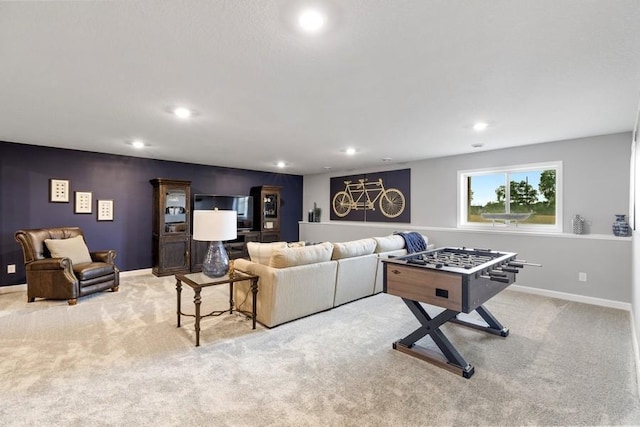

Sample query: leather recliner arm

[27,257,72,271]
[25,258,79,301]
[91,250,117,264]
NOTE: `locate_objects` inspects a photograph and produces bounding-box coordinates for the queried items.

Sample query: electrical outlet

[7,264,16,274]
[578,272,587,282]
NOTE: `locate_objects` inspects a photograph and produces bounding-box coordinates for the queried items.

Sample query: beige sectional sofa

[234,234,431,328]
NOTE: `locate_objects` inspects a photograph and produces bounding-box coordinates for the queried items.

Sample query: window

[458,161,562,232]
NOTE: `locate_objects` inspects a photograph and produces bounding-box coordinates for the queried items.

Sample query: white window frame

[457,161,563,232]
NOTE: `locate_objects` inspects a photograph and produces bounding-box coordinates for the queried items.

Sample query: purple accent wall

[0,141,303,286]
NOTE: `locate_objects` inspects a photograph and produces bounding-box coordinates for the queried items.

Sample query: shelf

[299,221,632,242]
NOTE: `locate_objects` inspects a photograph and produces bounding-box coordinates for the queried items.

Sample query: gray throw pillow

[44,235,92,264]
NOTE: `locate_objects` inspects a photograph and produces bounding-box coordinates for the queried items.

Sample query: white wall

[631,128,640,362]
[305,133,631,234]
[302,133,633,305]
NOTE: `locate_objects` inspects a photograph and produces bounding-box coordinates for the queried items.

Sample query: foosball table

[382,246,540,378]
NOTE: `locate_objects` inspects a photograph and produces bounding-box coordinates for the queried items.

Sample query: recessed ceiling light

[323,166,332,170]
[473,122,488,131]
[173,107,192,119]
[298,9,325,32]
[131,140,145,149]
[382,157,392,162]
[276,161,286,168]
[471,143,484,148]
[345,148,357,155]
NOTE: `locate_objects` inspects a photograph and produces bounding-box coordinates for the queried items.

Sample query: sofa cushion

[247,241,288,265]
[331,238,376,260]
[269,242,333,268]
[373,235,406,253]
[44,235,92,265]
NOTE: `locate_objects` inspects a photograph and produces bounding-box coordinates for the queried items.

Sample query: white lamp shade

[193,209,237,241]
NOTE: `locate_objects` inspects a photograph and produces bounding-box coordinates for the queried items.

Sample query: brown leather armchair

[15,227,119,305]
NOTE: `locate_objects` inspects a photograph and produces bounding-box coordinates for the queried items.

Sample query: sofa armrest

[234,258,255,273]
[234,258,337,327]
[91,250,117,264]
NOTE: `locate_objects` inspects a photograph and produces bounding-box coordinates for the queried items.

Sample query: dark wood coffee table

[175,270,259,347]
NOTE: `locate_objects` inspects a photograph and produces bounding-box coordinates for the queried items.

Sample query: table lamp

[193,209,237,277]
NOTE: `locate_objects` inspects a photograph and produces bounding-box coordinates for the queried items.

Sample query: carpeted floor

[1,273,639,426]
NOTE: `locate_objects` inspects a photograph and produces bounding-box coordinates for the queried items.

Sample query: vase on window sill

[612,214,631,237]
[572,214,585,235]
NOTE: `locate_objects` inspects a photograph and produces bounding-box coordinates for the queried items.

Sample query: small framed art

[75,191,92,214]
[50,179,70,202]
[97,200,114,221]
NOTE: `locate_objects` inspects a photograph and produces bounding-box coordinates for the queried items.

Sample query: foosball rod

[496,266,519,273]
[513,260,543,267]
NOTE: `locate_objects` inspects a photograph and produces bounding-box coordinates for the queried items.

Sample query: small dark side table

[175,270,259,347]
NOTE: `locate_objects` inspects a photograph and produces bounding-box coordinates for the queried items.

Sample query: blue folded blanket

[396,232,427,253]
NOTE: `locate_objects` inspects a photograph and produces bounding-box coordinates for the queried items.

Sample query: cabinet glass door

[165,190,187,233]
[264,194,278,218]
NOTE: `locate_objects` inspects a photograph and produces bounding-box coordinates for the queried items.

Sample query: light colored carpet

[1,274,639,426]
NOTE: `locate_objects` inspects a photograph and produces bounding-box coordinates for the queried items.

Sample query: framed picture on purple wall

[97,199,114,221]
[49,179,69,202]
[330,168,410,223]
[75,191,92,214]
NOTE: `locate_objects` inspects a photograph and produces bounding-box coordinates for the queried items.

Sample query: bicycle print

[332,178,406,218]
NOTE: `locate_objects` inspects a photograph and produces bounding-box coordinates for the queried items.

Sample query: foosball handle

[480,275,511,283]
[514,259,543,267]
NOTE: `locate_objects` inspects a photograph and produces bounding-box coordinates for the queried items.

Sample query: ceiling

[1,1,640,175]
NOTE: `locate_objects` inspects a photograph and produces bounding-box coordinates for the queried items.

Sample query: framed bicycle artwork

[330,168,410,223]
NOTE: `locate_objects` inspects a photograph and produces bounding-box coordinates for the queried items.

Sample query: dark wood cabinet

[252,185,282,242]
[227,230,262,259]
[190,230,261,272]
[150,178,191,276]
[260,231,281,243]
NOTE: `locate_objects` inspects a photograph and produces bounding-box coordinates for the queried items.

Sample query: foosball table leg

[393,299,476,379]
[451,304,510,337]
[393,339,475,379]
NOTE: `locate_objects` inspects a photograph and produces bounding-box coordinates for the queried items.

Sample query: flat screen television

[193,194,254,231]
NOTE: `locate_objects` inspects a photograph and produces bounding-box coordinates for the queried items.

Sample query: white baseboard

[509,284,632,311]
